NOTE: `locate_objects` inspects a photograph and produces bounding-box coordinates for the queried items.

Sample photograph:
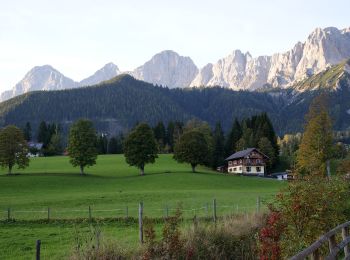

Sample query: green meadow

[0,154,284,259]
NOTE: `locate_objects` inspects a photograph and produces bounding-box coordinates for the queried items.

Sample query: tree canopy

[0,125,29,174]
[67,119,98,175]
[173,130,209,173]
[296,95,333,177]
[124,123,158,175]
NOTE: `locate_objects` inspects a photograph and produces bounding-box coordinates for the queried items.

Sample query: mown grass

[0,154,284,259]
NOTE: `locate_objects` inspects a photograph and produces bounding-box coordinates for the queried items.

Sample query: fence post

[125,206,128,218]
[256,196,261,213]
[342,226,350,257]
[311,248,319,260]
[7,208,10,221]
[139,202,143,244]
[47,207,50,221]
[165,205,169,218]
[328,234,337,253]
[213,199,217,223]
[36,240,41,260]
[89,206,92,222]
[206,203,209,218]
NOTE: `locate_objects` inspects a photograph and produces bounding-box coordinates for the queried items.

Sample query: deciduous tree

[173,130,209,173]
[296,95,333,177]
[67,119,98,175]
[124,123,158,175]
[0,125,29,174]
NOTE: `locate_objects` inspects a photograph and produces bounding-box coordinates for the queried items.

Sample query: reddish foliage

[259,210,285,260]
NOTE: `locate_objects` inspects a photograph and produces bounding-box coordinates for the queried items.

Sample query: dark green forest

[0,73,350,137]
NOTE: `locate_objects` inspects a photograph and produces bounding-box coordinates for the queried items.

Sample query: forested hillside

[0,72,349,136]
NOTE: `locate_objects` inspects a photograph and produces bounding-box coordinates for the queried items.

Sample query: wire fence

[1,197,270,222]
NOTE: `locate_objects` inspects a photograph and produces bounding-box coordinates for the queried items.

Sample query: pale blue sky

[0,0,349,91]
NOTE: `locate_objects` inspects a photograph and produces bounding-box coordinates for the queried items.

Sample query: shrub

[70,225,132,260]
[262,176,350,258]
[183,214,264,260]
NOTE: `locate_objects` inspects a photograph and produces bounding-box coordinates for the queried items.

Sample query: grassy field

[0,154,284,259]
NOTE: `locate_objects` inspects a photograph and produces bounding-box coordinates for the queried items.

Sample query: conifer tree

[212,123,225,168]
[23,122,32,142]
[225,118,242,156]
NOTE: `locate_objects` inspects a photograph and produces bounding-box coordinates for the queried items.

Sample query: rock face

[131,50,198,88]
[2,26,350,102]
[80,63,121,86]
[0,65,77,101]
[190,27,350,90]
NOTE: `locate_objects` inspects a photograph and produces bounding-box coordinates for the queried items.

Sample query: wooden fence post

[47,207,50,221]
[256,196,261,213]
[206,203,209,218]
[311,248,319,260]
[328,234,337,253]
[36,240,41,260]
[342,226,350,257]
[165,205,169,218]
[89,206,92,222]
[139,202,143,244]
[213,199,217,223]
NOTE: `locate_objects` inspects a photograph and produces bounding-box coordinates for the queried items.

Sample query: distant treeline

[2,74,350,136]
[23,112,279,170]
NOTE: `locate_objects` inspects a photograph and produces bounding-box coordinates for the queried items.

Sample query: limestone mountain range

[1,26,350,102]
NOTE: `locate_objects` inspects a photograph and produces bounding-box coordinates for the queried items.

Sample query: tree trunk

[140,164,144,176]
[191,164,196,173]
[80,165,85,175]
[8,165,12,175]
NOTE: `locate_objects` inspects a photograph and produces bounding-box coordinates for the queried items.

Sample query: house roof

[28,142,43,150]
[225,148,269,161]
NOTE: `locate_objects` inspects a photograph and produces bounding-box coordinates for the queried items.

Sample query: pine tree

[153,121,166,152]
[107,137,119,154]
[23,122,32,142]
[124,123,158,175]
[67,119,98,175]
[0,125,29,174]
[225,118,242,156]
[258,137,276,169]
[212,122,225,169]
[37,121,49,146]
[97,134,108,154]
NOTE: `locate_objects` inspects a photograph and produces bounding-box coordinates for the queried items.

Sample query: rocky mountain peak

[191,26,350,91]
[80,62,121,86]
[131,50,198,88]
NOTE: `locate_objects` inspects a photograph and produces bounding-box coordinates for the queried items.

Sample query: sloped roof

[225,148,269,160]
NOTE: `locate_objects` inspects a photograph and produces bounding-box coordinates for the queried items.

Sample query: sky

[0,0,349,92]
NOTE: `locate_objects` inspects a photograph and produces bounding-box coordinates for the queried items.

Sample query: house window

[239,159,242,164]
[233,160,237,165]
[246,166,251,172]
[256,167,261,172]
[257,159,261,163]
[229,161,232,166]
[233,167,236,171]
[239,167,242,170]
